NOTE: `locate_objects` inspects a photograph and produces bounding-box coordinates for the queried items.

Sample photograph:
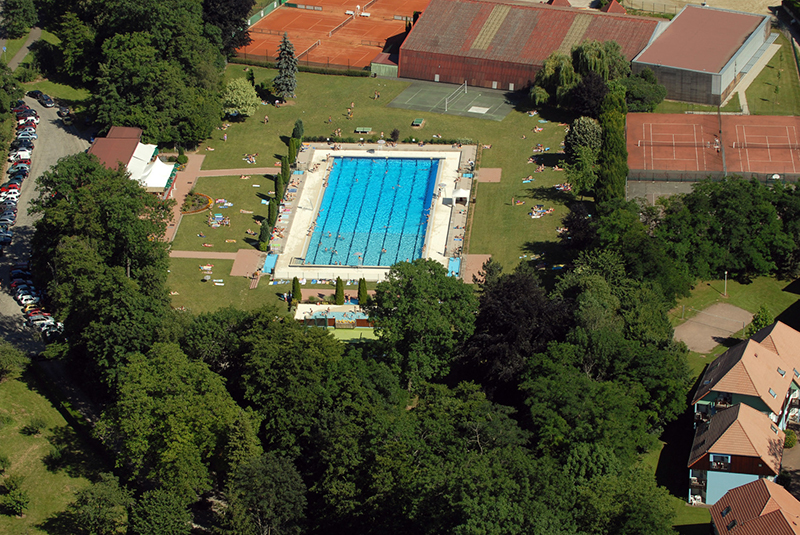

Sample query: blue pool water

[306,157,439,266]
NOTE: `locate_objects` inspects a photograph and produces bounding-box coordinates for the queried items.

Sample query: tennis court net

[731,142,800,150]
[636,140,717,148]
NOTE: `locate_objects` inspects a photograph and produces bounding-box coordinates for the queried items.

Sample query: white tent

[127,143,175,192]
[452,188,470,204]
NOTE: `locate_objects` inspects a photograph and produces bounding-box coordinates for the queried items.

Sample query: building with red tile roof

[632,5,771,105]
[398,0,662,90]
[710,479,800,535]
[548,0,571,7]
[600,0,626,14]
[688,403,784,505]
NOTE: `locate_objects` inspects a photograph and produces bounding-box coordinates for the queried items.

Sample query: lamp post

[724,271,728,297]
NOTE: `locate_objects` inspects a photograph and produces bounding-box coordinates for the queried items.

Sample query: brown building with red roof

[688,403,784,505]
[632,5,771,105]
[710,479,800,535]
[398,0,663,90]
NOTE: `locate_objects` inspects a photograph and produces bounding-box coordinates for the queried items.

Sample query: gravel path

[0,96,91,352]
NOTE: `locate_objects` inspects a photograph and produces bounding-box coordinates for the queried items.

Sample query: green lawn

[0,371,99,533]
[746,33,800,116]
[208,65,572,269]
[171,175,276,254]
[167,257,288,314]
[328,328,377,341]
[654,93,741,114]
[3,33,29,66]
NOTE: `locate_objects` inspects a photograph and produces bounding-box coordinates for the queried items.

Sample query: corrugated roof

[601,0,627,14]
[88,138,139,171]
[688,404,784,474]
[710,479,800,535]
[692,339,793,415]
[400,0,660,66]
[634,5,766,73]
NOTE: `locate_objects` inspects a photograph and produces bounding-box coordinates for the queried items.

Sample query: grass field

[206,65,572,269]
[654,93,741,114]
[0,371,99,533]
[3,33,29,66]
[167,257,288,314]
[171,175,277,254]
[746,33,800,116]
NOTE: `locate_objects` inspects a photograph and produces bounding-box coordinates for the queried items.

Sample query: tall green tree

[746,304,775,338]
[571,39,630,81]
[1,0,36,39]
[335,276,345,305]
[357,277,368,305]
[222,77,260,117]
[292,276,302,304]
[595,93,628,203]
[223,453,307,535]
[202,0,255,54]
[292,118,304,140]
[96,344,242,502]
[365,259,478,389]
[532,52,579,106]
[68,473,133,535]
[564,116,602,161]
[273,33,297,101]
[129,489,191,535]
[0,340,27,381]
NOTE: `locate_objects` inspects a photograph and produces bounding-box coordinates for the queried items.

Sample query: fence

[248,1,280,27]
[297,40,321,60]
[628,169,800,183]
[329,14,354,37]
[622,0,679,14]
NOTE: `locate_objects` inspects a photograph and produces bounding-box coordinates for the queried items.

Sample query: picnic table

[355,127,372,134]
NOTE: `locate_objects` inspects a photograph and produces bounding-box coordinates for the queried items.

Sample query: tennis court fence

[628,169,800,182]
[233,51,369,72]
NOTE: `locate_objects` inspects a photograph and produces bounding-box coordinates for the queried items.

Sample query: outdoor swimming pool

[305,157,440,266]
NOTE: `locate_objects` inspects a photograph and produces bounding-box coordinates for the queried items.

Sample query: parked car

[8,163,29,174]
[19,296,41,306]
[9,150,32,161]
[16,109,37,119]
[11,103,29,113]
[39,94,54,107]
[16,132,38,141]
[57,106,71,117]
[17,127,36,136]
[63,116,74,126]
[17,115,39,125]
[11,139,34,150]
[27,90,43,99]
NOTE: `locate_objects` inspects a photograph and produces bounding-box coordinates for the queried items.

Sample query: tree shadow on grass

[37,510,79,535]
[42,424,104,481]
[519,185,575,204]
[675,523,712,535]
[777,300,800,331]
[710,336,741,349]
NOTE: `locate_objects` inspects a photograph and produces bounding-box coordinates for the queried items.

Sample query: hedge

[229,57,371,77]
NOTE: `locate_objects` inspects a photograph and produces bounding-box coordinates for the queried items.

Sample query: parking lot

[0,96,91,352]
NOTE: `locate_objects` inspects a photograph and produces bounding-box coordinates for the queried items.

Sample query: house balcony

[695,411,710,424]
[710,461,731,471]
[714,400,732,410]
[689,476,707,490]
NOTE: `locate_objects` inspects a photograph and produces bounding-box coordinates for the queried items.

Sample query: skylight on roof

[778,367,786,377]
[721,506,731,517]
[727,519,737,530]
[771,424,779,434]
[769,388,777,398]
[795,368,800,378]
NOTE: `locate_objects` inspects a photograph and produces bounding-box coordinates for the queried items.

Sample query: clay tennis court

[724,115,800,175]
[627,114,800,178]
[627,114,724,173]
[240,0,431,69]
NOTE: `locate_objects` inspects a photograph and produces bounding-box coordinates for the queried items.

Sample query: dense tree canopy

[366,259,478,389]
[1,0,36,39]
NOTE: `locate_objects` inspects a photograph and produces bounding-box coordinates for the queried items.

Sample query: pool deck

[272,142,475,282]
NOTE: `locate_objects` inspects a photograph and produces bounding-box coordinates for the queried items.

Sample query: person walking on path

[223,133,227,142]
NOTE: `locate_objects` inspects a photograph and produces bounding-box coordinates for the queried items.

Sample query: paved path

[721,43,781,114]
[196,167,279,177]
[6,27,40,69]
[169,251,239,260]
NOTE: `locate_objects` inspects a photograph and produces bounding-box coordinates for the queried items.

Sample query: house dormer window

[778,367,786,376]
[721,506,732,517]
[769,388,777,398]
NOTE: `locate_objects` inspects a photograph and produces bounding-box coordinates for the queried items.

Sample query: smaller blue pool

[306,157,440,267]
[448,257,461,277]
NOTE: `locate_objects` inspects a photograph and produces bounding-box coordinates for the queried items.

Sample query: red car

[16,121,36,131]
[8,158,30,166]
[0,185,20,193]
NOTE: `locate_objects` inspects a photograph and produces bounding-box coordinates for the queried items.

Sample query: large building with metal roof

[397,0,663,91]
[632,5,771,105]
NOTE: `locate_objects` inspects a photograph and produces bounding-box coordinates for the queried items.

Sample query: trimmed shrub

[176,154,188,165]
[358,278,368,305]
[786,428,797,449]
[335,277,345,305]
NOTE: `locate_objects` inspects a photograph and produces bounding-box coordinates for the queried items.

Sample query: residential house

[688,403,784,505]
[710,478,800,534]
[692,333,798,429]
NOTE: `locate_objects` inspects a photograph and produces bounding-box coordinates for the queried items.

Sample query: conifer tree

[273,33,297,101]
[357,278,368,306]
[335,277,345,305]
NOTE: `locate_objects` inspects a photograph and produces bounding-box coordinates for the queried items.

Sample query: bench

[411,118,424,127]
[360,12,370,16]
[345,9,354,15]
[355,127,372,134]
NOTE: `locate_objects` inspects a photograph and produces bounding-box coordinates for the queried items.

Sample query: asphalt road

[0,96,91,353]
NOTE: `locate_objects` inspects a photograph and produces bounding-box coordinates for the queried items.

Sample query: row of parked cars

[9,264,63,342]
[6,95,65,343]
[0,98,41,249]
